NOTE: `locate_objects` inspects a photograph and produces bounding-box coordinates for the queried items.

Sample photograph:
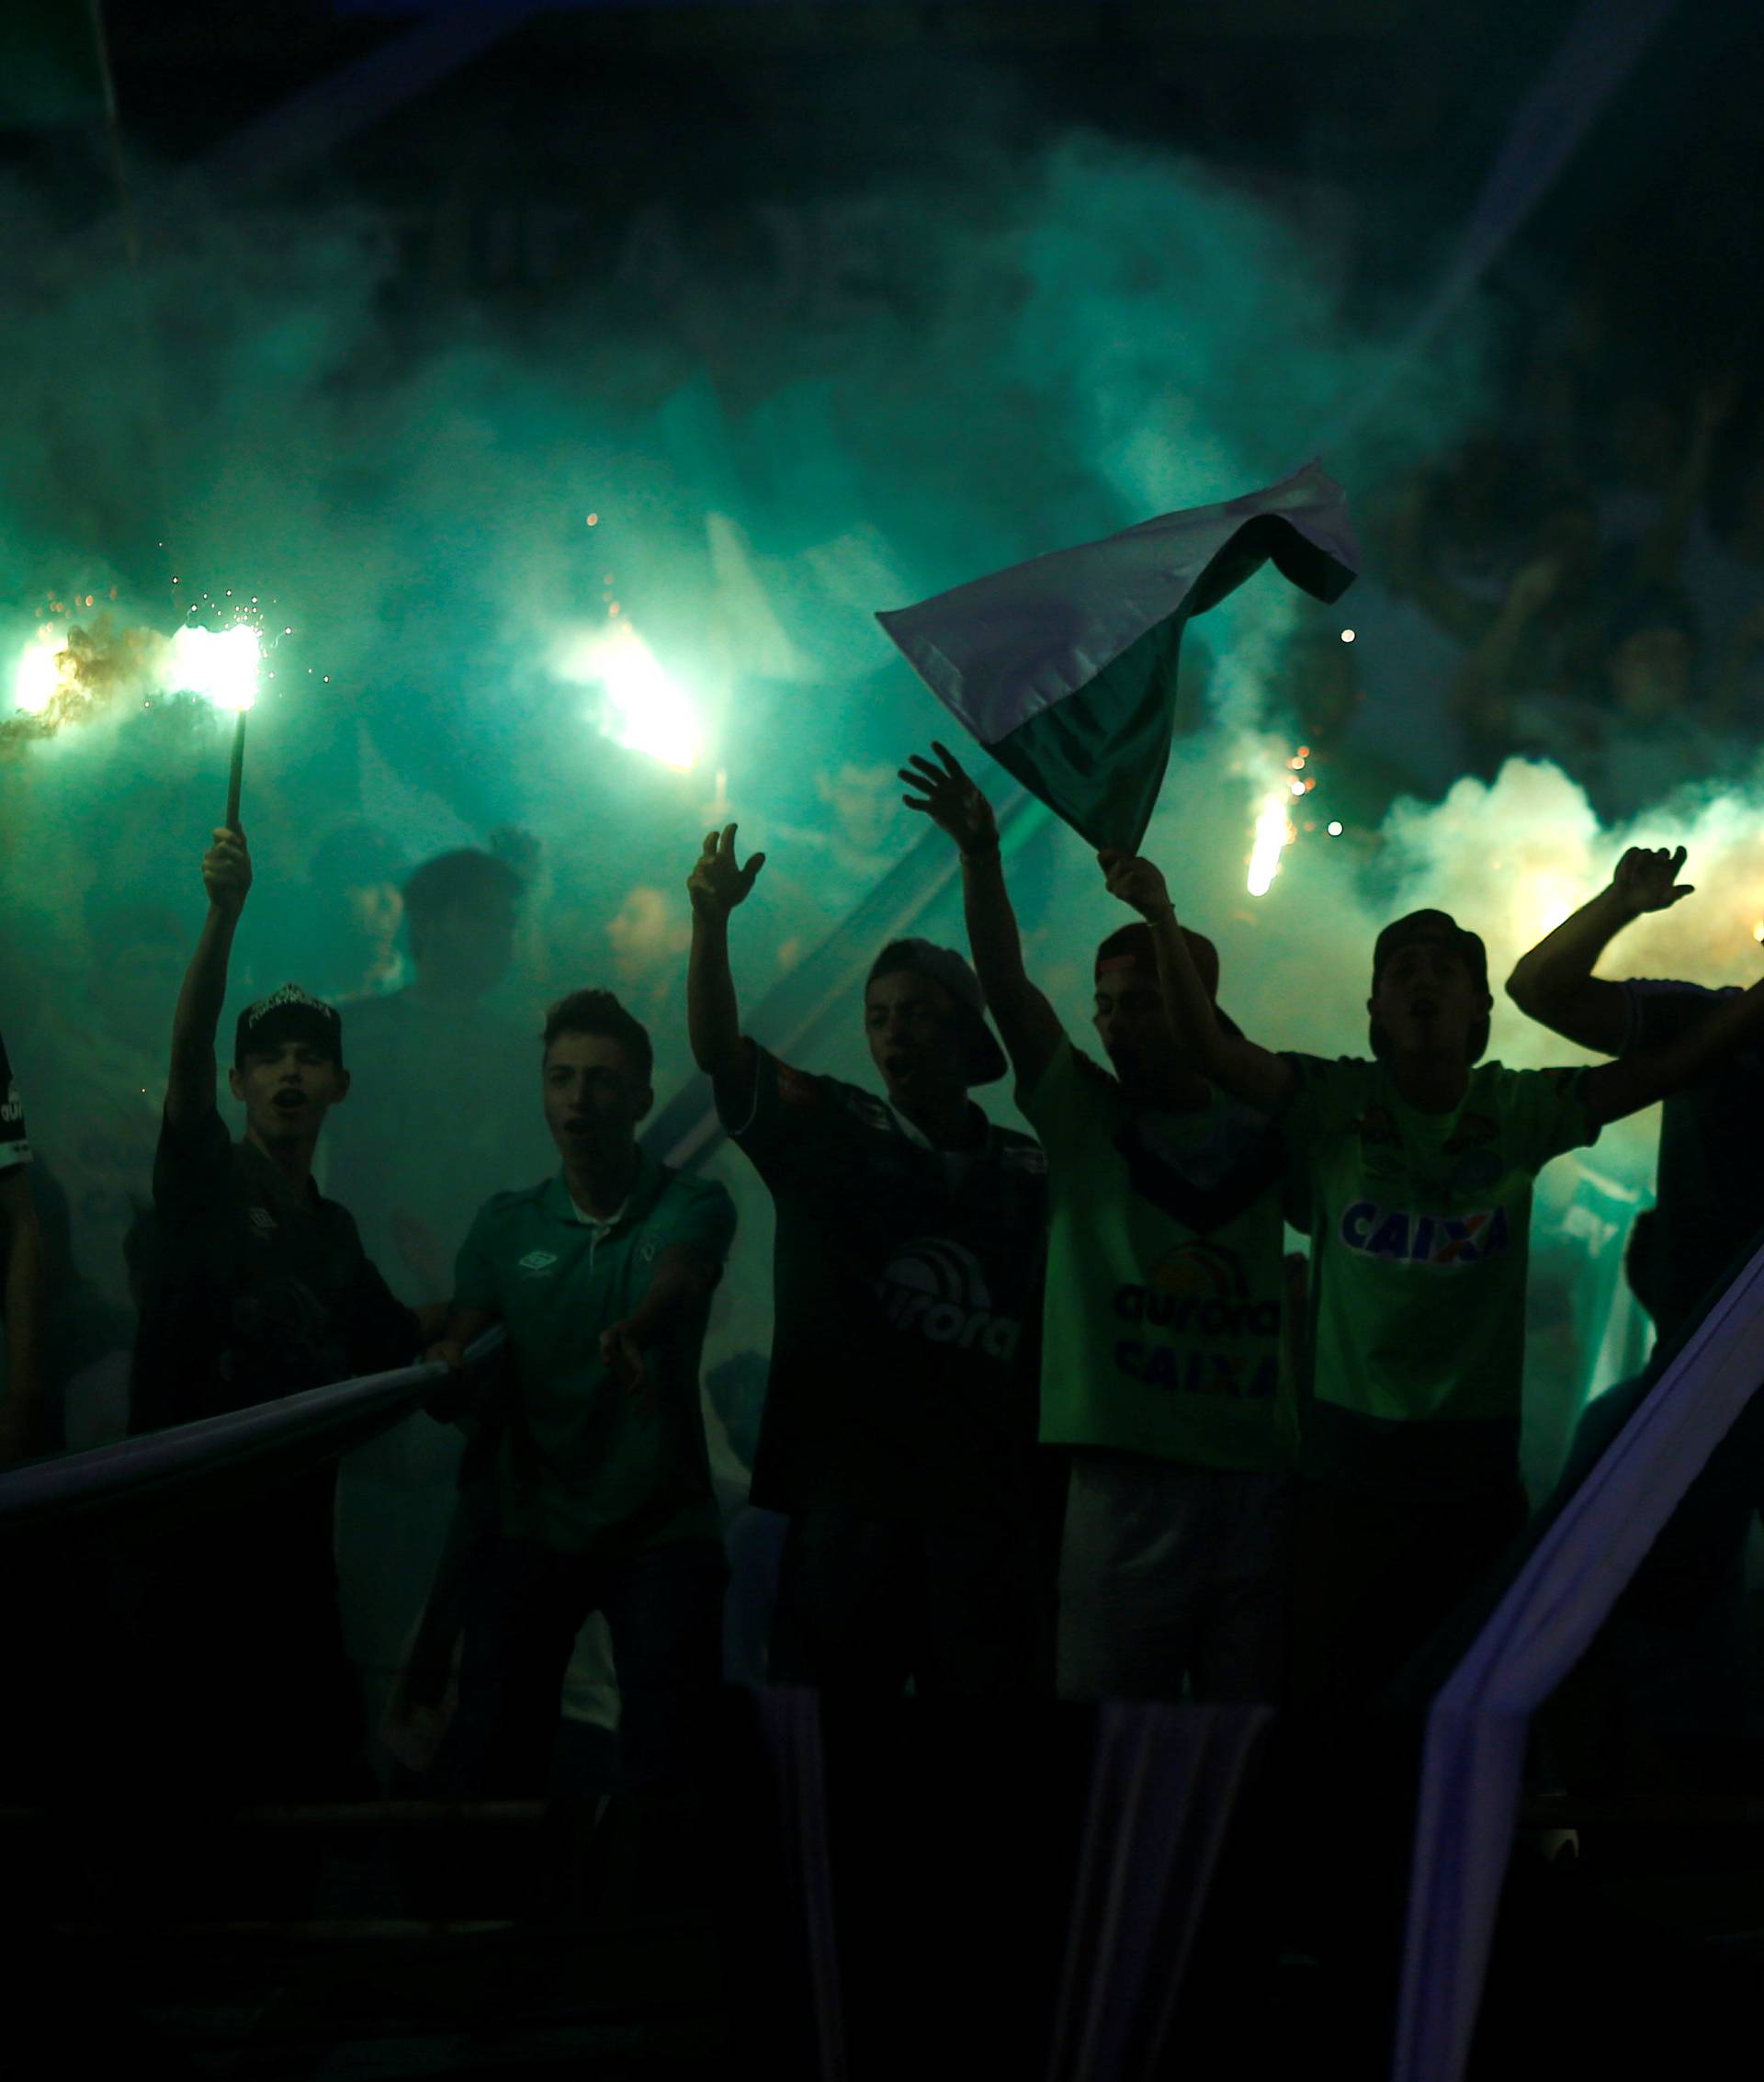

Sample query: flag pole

[224,708,247,831]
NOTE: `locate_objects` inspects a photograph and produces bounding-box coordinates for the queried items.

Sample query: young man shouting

[1150,872,1764,1706]
[431,989,735,1802]
[903,744,1293,1703]
[686,821,1047,1696]
[130,824,430,1809]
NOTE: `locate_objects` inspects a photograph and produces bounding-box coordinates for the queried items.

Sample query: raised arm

[1582,971,1764,1129]
[0,1169,44,1465]
[167,826,253,1127]
[900,743,1066,1090]
[1096,850,1295,1113]
[686,823,765,1091]
[1506,846,1693,1054]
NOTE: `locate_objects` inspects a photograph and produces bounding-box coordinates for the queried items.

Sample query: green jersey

[454,1154,736,1556]
[1281,1055,1596,1493]
[1019,1037,1292,1473]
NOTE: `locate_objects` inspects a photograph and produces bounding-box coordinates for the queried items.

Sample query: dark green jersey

[130,1104,418,1435]
[454,1155,736,1556]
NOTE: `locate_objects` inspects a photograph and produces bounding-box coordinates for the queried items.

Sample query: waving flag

[876,461,1358,852]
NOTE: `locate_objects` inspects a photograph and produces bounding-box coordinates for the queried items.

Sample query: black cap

[867,938,1010,1087]
[234,983,344,1069]
[1372,911,1488,995]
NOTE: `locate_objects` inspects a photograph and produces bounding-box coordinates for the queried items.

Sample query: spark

[13,626,72,715]
[1328,820,1343,836]
[165,623,261,712]
[1247,793,1295,897]
[1340,628,1355,642]
[557,617,701,772]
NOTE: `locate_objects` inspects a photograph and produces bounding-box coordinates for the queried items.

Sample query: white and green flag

[876,460,1358,852]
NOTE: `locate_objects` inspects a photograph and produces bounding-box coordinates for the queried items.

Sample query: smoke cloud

[2,106,1731,1492]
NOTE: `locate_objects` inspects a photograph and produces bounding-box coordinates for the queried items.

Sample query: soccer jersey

[130,1104,419,1434]
[718,1045,1046,1526]
[1622,979,1764,1338]
[0,1030,29,1172]
[1281,1055,1597,1493]
[453,1154,735,1556]
[1020,1036,1291,1472]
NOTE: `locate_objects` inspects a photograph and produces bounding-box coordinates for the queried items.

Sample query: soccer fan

[1506,843,1762,1341]
[1151,874,1764,1705]
[1510,846,1764,1779]
[902,744,1293,1703]
[130,823,433,1809]
[0,1025,44,1465]
[685,822,1048,1696]
[428,989,735,1801]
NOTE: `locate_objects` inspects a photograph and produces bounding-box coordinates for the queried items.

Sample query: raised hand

[1096,847,1173,921]
[202,825,253,921]
[899,741,998,855]
[688,823,765,920]
[1611,844,1693,917]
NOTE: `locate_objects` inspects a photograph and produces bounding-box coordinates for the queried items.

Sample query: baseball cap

[1094,922,1243,1040]
[1371,910,1488,995]
[866,938,1010,1086]
[234,983,345,1069]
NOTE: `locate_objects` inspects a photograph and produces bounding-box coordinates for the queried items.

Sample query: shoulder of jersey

[802,1070,892,1132]
[655,1163,734,1209]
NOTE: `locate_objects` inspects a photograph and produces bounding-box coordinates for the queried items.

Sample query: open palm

[899,742,998,854]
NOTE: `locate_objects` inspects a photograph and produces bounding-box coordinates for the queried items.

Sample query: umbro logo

[518,1250,559,1274]
[247,1205,277,1235]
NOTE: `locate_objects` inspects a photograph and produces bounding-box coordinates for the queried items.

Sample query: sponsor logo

[874,1236,1022,1362]
[1338,1200,1510,1267]
[1,1080,22,1127]
[1111,1240,1279,1397]
[1113,1342,1279,1397]
[247,1205,277,1236]
[518,1249,559,1274]
[1113,1239,1278,1339]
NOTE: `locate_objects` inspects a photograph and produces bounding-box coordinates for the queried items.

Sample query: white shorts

[1057,1452,1292,1704]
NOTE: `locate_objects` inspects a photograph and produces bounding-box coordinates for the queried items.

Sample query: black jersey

[719,1045,1046,1527]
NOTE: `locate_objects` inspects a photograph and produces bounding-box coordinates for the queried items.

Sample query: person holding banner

[128,825,434,1830]
[686,822,1049,1697]
[902,744,1294,1703]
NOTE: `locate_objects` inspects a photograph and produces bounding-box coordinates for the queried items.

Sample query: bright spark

[559,618,701,772]
[1340,629,1355,642]
[13,626,71,715]
[1247,793,1294,898]
[166,624,261,712]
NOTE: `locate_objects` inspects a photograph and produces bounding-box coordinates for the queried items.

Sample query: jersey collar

[541,1145,668,1230]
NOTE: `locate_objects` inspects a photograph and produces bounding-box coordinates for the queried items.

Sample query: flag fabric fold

[876,460,1358,851]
